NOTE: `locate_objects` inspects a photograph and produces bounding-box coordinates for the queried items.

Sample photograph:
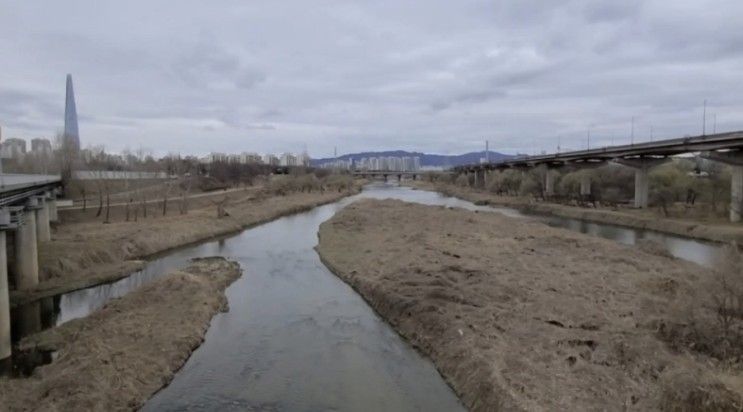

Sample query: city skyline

[2,2,743,158]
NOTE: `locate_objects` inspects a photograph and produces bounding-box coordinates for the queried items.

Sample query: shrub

[323,175,354,192]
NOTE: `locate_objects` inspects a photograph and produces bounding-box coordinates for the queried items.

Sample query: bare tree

[211,196,229,218]
[162,182,172,216]
[103,181,111,224]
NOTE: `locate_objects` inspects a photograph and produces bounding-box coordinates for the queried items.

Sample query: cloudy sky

[1,1,742,158]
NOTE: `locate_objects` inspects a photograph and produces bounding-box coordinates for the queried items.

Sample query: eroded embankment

[14,188,358,305]
[0,256,241,411]
[410,181,743,245]
[317,199,743,411]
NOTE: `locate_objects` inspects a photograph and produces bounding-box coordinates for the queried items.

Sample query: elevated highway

[0,174,62,361]
[454,131,743,221]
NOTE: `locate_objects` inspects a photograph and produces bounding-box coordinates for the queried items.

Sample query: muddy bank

[0,257,240,411]
[410,181,743,245]
[317,199,742,411]
[17,188,358,305]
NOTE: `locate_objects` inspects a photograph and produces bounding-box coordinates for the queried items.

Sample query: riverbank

[14,185,360,306]
[409,180,743,245]
[0,257,241,411]
[317,199,743,410]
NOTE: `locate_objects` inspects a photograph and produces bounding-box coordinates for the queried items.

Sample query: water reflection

[5,183,725,398]
[11,183,723,344]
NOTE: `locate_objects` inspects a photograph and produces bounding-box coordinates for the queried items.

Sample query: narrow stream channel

[6,183,724,405]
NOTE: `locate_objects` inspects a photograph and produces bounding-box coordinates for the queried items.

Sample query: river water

[7,183,723,407]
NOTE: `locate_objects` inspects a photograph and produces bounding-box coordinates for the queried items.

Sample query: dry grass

[660,244,743,363]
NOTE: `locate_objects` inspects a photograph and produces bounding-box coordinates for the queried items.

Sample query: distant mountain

[311,150,512,168]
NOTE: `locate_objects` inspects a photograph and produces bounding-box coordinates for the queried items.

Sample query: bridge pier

[0,230,9,360]
[35,198,51,242]
[397,174,401,182]
[701,150,743,222]
[580,174,591,196]
[544,170,556,197]
[616,157,668,208]
[733,165,743,223]
[568,162,604,198]
[49,197,58,223]
[15,208,39,290]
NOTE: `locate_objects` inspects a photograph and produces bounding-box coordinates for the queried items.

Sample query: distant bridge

[0,174,62,361]
[351,170,420,181]
[453,131,743,221]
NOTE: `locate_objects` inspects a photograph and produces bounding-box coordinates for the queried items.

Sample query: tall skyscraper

[64,74,80,151]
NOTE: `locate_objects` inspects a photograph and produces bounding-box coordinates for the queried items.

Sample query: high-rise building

[31,138,53,156]
[64,74,81,152]
[1,138,27,159]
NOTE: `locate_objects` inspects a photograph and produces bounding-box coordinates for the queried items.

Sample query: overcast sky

[1,1,742,158]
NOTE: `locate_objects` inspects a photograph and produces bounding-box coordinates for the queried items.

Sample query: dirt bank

[0,256,240,411]
[12,186,359,306]
[410,181,743,245]
[317,199,743,411]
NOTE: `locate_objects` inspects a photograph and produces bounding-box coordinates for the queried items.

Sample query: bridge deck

[457,130,743,171]
[0,174,61,193]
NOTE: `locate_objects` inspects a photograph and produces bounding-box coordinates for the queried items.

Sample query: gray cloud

[0,0,742,157]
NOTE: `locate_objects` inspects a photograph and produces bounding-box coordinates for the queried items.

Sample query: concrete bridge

[352,170,420,182]
[0,174,62,361]
[454,131,743,222]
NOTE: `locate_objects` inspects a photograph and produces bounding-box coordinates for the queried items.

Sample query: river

[7,183,723,409]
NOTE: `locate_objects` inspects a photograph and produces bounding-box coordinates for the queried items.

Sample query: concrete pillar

[15,210,38,290]
[544,170,555,196]
[36,202,51,242]
[49,199,58,222]
[700,151,743,222]
[0,232,10,360]
[615,157,668,209]
[732,165,743,223]
[634,168,649,208]
[580,174,591,196]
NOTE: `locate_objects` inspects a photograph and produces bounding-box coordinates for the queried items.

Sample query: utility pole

[557,136,561,153]
[485,140,489,163]
[702,99,707,135]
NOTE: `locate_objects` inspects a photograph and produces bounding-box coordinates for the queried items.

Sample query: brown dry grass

[317,199,743,411]
[0,257,241,411]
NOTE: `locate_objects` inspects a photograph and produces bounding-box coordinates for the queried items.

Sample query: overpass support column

[634,169,649,208]
[36,198,51,242]
[701,151,743,222]
[616,157,668,209]
[49,198,58,223]
[0,230,9,360]
[730,165,743,222]
[544,170,556,197]
[15,209,39,290]
[580,174,591,196]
